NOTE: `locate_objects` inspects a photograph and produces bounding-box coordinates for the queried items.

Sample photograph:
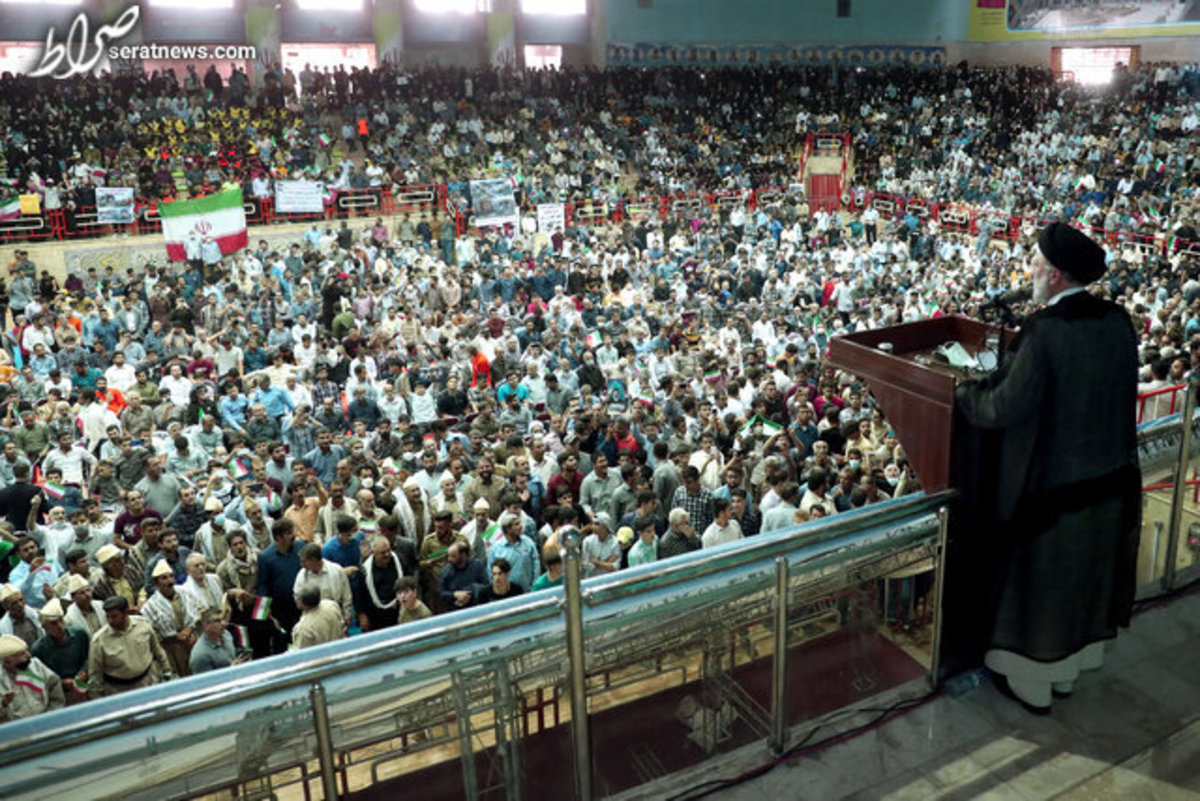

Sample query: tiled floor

[625,586,1200,800]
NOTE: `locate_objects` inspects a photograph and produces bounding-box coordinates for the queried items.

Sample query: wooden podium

[827,315,1006,493]
[828,315,1012,680]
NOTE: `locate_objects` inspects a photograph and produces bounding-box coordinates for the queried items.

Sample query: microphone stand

[979,299,1020,373]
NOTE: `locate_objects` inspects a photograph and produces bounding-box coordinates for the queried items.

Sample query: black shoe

[987,670,1051,716]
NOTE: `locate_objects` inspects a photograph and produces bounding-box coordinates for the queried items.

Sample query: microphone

[987,287,1031,306]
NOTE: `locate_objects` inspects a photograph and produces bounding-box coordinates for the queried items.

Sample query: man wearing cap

[459,498,497,563]
[0,633,65,721]
[93,544,139,612]
[0,584,44,646]
[956,223,1140,715]
[63,575,106,637]
[142,560,198,677]
[31,598,91,700]
[88,596,171,698]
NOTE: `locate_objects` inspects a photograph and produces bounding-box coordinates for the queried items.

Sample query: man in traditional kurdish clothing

[0,633,65,721]
[142,560,198,677]
[88,596,171,698]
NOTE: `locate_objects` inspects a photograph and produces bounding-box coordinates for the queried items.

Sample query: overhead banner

[605,43,946,68]
[487,11,516,69]
[470,178,519,229]
[969,0,1200,40]
[96,187,135,224]
[536,203,566,233]
[275,179,325,214]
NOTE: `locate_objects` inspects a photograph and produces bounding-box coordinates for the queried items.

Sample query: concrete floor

[644,584,1200,801]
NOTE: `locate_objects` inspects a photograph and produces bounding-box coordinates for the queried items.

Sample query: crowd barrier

[2,182,1198,260]
[1138,382,1187,425]
[846,189,1199,256]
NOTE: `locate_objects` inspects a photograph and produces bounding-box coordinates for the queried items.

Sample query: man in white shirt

[701,498,744,548]
[103,352,137,393]
[158,364,193,406]
[292,543,353,628]
[41,432,97,488]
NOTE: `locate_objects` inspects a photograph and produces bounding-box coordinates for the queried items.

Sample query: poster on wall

[275,180,325,214]
[970,0,1200,41]
[536,203,566,233]
[96,187,135,224]
[470,179,519,229]
[606,43,946,68]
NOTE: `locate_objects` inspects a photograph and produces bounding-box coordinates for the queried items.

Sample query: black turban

[1037,222,1106,285]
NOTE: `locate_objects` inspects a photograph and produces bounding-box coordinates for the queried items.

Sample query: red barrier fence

[1138,382,1187,425]
[4,183,1200,262]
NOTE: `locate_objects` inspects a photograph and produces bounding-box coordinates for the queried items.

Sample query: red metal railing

[5,182,1200,260]
[1137,382,1187,424]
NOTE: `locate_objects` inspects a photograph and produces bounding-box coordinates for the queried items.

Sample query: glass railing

[4,396,1198,801]
[0,492,950,801]
[1134,380,1200,598]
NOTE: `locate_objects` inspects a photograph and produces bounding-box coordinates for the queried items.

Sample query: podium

[828,315,1012,680]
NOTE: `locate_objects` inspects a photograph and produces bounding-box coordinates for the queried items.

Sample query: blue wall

[605,0,968,45]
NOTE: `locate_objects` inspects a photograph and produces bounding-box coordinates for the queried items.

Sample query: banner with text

[470,178,519,229]
[275,179,325,214]
[96,187,135,224]
[605,43,946,68]
[536,203,566,233]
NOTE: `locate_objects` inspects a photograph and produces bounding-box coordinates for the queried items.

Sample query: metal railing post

[562,527,593,801]
[309,683,340,801]
[1164,378,1198,591]
[927,506,952,689]
[769,557,790,755]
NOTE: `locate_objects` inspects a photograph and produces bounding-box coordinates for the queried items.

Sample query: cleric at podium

[955,223,1141,714]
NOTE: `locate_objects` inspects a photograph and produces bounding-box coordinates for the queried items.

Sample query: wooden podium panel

[829,315,1015,680]
[827,316,1000,492]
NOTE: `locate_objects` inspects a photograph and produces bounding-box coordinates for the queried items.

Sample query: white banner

[275,179,325,214]
[95,187,135,224]
[469,178,519,229]
[536,203,566,233]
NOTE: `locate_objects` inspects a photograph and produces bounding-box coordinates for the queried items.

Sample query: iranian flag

[0,191,20,220]
[160,188,248,262]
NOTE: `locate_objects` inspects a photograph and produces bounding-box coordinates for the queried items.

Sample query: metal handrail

[0,596,561,765]
[0,490,952,771]
[583,490,954,605]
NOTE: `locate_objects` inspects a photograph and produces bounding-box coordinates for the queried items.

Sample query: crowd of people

[1,57,1199,721]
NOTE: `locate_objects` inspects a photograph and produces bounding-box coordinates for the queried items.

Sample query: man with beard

[956,223,1140,714]
[356,535,404,632]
